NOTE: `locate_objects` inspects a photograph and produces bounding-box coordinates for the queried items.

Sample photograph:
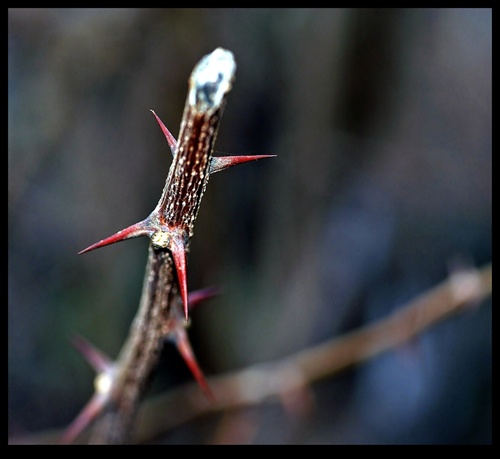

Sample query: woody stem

[88,49,236,444]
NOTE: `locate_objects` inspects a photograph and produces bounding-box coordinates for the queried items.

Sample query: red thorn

[150,109,177,156]
[60,334,115,443]
[59,392,106,444]
[173,328,215,401]
[209,154,277,174]
[78,220,152,255]
[169,234,189,321]
[70,334,112,374]
[188,286,221,310]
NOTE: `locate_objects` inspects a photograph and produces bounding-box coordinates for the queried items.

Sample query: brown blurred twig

[133,262,492,443]
[8,262,491,444]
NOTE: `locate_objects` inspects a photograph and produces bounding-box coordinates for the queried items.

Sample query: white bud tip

[189,48,236,113]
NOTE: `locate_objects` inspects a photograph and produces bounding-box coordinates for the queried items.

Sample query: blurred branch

[133,262,491,443]
[14,262,489,444]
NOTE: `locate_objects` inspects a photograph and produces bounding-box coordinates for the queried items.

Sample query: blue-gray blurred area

[8,8,491,444]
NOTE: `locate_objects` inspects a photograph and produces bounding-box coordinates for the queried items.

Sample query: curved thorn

[150,109,177,156]
[78,220,152,255]
[169,234,189,321]
[173,328,215,401]
[209,154,277,175]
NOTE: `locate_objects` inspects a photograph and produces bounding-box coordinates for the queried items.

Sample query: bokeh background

[8,8,491,444]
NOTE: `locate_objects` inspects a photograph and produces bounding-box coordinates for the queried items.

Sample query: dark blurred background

[8,8,491,444]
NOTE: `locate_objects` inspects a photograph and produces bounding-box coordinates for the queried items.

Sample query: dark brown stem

[88,48,237,444]
[155,104,222,234]
[89,247,175,443]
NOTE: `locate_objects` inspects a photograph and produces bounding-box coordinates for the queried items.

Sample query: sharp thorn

[61,334,114,444]
[78,220,152,255]
[70,334,112,374]
[188,286,221,310]
[173,328,215,401]
[59,392,107,444]
[150,109,177,156]
[209,154,277,175]
[169,234,189,321]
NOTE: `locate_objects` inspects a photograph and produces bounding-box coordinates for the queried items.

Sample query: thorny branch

[19,46,491,446]
[72,48,274,444]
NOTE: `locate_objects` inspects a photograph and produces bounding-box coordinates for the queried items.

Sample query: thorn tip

[209,154,276,174]
[169,233,189,321]
[151,109,177,155]
[78,220,152,255]
[174,328,215,401]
